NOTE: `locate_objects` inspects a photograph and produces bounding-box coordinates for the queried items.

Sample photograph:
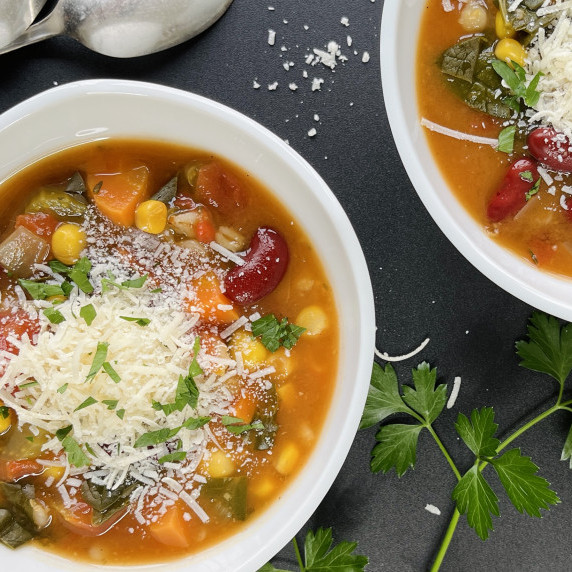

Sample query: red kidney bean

[486,158,540,222]
[223,227,289,305]
[527,127,572,172]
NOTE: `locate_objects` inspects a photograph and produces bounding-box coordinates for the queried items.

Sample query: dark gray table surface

[1,1,570,571]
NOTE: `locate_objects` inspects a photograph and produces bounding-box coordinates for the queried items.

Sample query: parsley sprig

[259,527,368,572]
[361,311,572,570]
[251,314,306,352]
[492,59,542,110]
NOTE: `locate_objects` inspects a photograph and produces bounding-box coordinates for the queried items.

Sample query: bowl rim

[0,79,376,571]
[381,0,572,321]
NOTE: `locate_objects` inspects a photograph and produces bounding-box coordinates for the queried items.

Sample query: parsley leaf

[102,361,121,383]
[158,451,187,464]
[497,124,516,154]
[303,527,368,571]
[251,314,306,352]
[490,449,560,516]
[221,415,264,434]
[0,406,9,419]
[80,303,96,326]
[525,178,541,201]
[452,464,499,540]
[85,342,109,382]
[56,425,90,468]
[119,316,151,327]
[359,362,413,429]
[43,306,65,324]
[68,257,94,294]
[455,407,499,459]
[74,396,98,412]
[401,362,448,423]
[371,423,423,476]
[515,311,572,385]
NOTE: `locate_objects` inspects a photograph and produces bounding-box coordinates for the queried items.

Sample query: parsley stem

[430,508,461,572]
[426,425,462,481]
[292,536,305,572]
[493,403,561,457]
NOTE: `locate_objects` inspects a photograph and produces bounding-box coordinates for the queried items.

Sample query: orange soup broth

[417,0,572,275]
[0,139,338,564]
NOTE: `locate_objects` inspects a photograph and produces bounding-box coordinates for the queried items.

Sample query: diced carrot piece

[86,165,149,227]
[231,393,257,424]
[528,238,555,266]
[149,503,190,548]
[195,218,216,243]
[15,212,59,239]
[188,272,239,325]
[0,459,44,482]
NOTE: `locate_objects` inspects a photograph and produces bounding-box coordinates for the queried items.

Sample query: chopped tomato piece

[15,212,59,239]
[195,162,247,217]
[173,194,196,211]
[188,272,239,325]
[0,459,44,482]
[195,216,216,243]
[86,165,150,227]
[0,310,40,354]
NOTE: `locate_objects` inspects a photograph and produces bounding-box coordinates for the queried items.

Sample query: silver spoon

[0,0,49,47]
[0,0,234,58]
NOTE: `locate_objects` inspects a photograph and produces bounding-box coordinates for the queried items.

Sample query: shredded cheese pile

[527,6,572,139]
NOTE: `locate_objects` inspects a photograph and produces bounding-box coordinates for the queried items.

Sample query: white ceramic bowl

[0,80,375,571]
[382,0,572,320]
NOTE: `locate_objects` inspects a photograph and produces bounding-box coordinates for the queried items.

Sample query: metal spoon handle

[0,7,64,56]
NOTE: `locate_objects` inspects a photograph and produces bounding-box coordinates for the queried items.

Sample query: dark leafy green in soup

[0,139,338,564]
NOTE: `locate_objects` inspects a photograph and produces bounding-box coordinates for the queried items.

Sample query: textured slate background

[1,1,570,570]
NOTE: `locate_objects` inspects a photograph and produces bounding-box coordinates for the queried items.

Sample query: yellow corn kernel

[205,450,235,478]
[295,305,328,336]
[274,442,299,476]
[0,404,12,434]
[277,383,297,407]
[250,476,277,499]
[135,200,167,235]
[51,223,86,266]
[495,10,515,39]
[494,38,526,68]
[231,329,268,368]
[43,465,65,482]
[458,3,488,32]
[267,347,295,379]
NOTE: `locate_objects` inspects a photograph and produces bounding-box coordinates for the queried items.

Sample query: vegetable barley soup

[418,0,572,277]
[0,139,337,564]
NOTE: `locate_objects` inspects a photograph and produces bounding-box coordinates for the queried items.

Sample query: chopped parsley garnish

[56,425,90,468]
[525,178,541,201]
[116,409,126,420]
[18,280,65,300]
[18,380,39,389]
[102,274,148,293]
[43,306,65,324]
[497,125,516,154]
[119,316,151,327]
[221,415,264,434]
[134,416,210,448]
[68,257,94,294]
[74,396,98,411]
[102,399,118,410]
[158,451,187,464]
[102,361,121,383]
[80,303,96,326]
[0,406,9,419]
[520,170,534,182]
[251,314,306,352]
[57,383,68,394]
[85,342,109,382]
[492,60,543,108]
